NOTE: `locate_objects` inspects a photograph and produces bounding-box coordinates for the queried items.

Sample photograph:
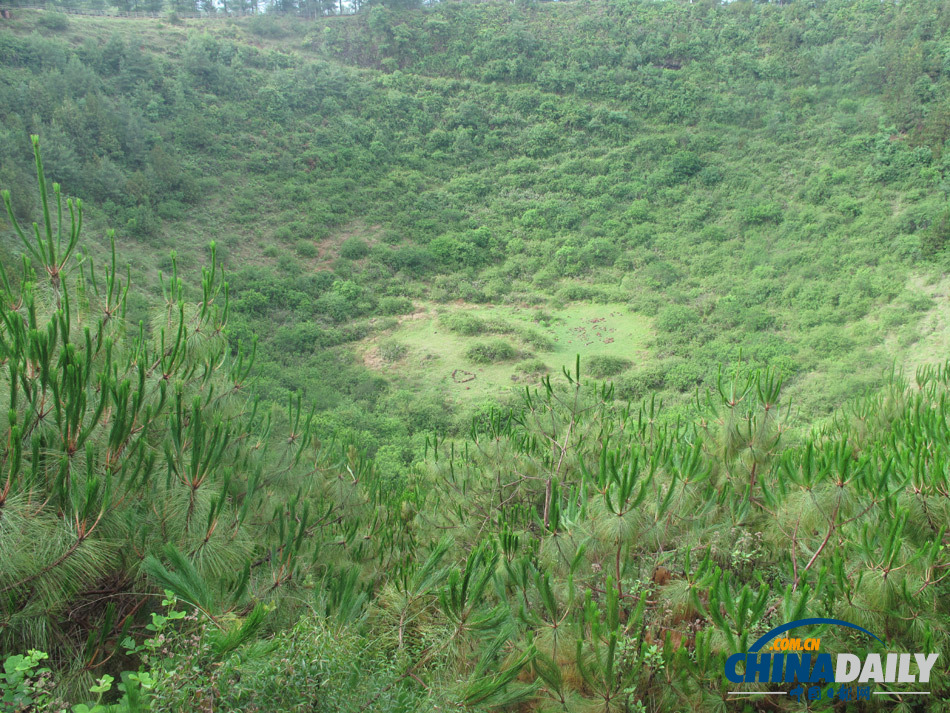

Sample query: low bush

[378,340,408,363]
[615,364,667,399]
[585,354,632,379]
[378,296,414,315]
[296,240,318,258]
[37,12,69,31]
[440,312,487,335]
[516,358,549,375]
[465,339,518,364]
[247,15,289,38]
[339,237,371,260]
[516,327,554,351]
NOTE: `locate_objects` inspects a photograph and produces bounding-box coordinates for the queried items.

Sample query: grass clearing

[896,273,950,375]
[360,302,652,406]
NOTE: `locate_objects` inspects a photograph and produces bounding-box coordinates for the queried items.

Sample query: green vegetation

[0,139,348,700]
[1,0,950,710]
[2,0,949,448]
[360,302,651,411]
[585,354,632,379]
[465,338,518,364]
[378,338,408,362]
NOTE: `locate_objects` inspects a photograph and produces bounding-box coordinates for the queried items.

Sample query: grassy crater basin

[361,301,652,404]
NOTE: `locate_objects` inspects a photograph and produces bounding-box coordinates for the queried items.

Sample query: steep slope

[1,0,949,472]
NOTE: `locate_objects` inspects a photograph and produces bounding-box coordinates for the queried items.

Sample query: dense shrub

[215,617,431,712]
[339,236,371,259]
[247,15,290,39]
[585,354,632,379]
[37,12,69,31]
[378,296,414,315]
[656,304,701,337]
[582,237,620,267]
[742,201,783,225]
[664,359,708,391]
[667,150,703,183]
[615,364,667,399]
[516,327,554,351]
[296,240,319,257]
[440,312,487,335]
[516,357,549,375]
[922,210,950,257]
[465,339,518,364]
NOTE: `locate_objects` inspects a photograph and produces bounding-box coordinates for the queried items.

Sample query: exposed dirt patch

[362,345,384,370]
[275,220,389,272]
[399,308,430,323]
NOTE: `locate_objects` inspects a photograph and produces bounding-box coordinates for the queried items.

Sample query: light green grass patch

[360,302,651,407]
[892,273,950,375]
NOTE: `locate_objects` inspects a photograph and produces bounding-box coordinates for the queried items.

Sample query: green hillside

[0,1,949,711]
[2,1,949,448]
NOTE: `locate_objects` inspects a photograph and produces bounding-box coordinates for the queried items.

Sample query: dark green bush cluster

[339,236,371,259]
[615,363,668,400]
[378,295,414,315]
[440,312,515,336]
[213,617,430,713]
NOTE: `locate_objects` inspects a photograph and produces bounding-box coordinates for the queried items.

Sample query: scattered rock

[452,369,476,383]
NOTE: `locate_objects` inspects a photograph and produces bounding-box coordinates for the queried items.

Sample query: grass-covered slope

[2,0,950,479]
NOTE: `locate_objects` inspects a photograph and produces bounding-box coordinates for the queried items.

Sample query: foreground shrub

[339,236,371,260]
[0,137,364,699]
[615,363,667,399]
[213,617,431,713]
[378,295,414,315]
[0,598,433,713]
